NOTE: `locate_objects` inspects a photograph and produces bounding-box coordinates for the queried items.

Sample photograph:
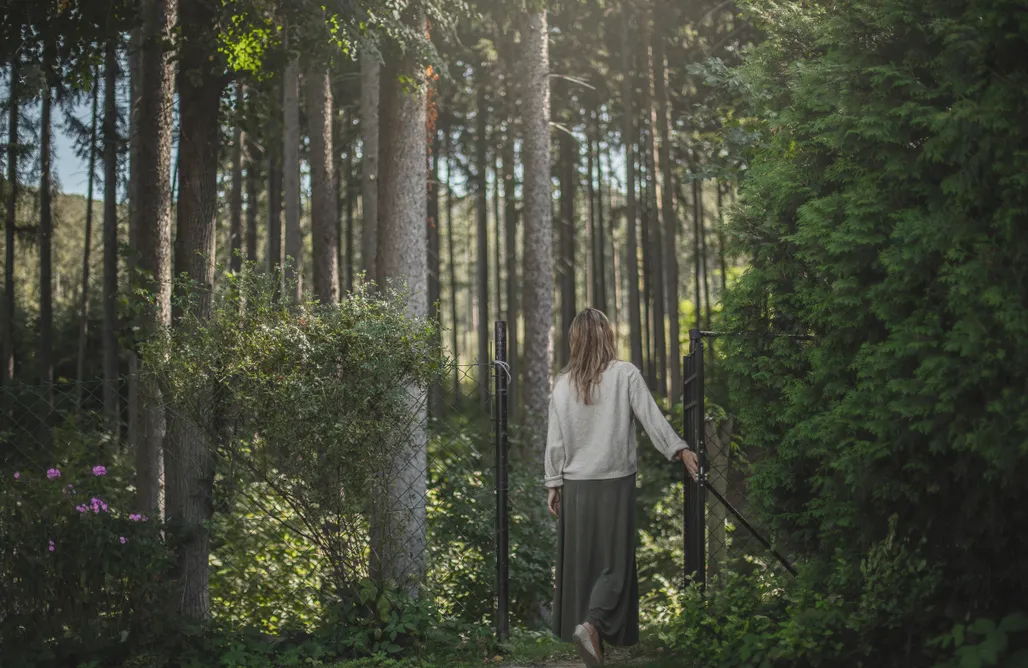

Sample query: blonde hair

[563,308,617,405]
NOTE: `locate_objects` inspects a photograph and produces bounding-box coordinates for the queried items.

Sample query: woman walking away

[545,308,698,666]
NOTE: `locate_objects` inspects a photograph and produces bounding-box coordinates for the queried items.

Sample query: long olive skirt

[551,474,640,647]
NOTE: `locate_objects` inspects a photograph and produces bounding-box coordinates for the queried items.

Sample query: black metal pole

[685,329,707,590]
[494,321,510,640]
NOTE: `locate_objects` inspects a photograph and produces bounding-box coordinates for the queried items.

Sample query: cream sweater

[544,360,689,488]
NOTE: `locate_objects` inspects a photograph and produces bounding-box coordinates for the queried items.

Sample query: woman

[545,308,698,666]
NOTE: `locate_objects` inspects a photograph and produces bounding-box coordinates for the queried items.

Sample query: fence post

[494,321,510,640]
[684,329,707,590]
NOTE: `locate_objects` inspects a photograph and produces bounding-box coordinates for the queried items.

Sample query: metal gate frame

[682,329,797,589]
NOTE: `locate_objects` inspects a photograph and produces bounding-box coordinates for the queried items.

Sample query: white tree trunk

[520,9,555,449]
[283,54,302,301]
[373,39,428,593]
[360,53,381,285]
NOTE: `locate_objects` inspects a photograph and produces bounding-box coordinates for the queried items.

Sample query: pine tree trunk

[501,116,519,421]
[245,134,260,264]
[716,180,727,296]
[229,83,244,274]
[39,42,56,445]
[493,152,502,328]
[558,127,576,369]
[520,8,554,446]
[621,7,643,372]
[360,54,380,285]
[692,178,702,332]
[76,74,100,406]
[654,2,679,403]
[266,76,283,277]
[474,81,490,404]
[135,0,176,516]
[283,54,302,301]
[306,67,340,305]
[644,29,666,397]
[373,37,428,592]
[344,111,355,293]
[102,38,121,433]
[445,132,460,406]
[167,3,226,617]
[639,151,653,386]
[427,129,442,418]
[126,26,142,464]
[3,58,20,389]
[701,180,712,330]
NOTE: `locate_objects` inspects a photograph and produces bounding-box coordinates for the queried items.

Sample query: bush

[0,439,173,667]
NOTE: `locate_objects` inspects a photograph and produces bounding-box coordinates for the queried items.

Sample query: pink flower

[76,505,88,513]
[119,536,127,544]
[46,468,61,480]
[13,472,19,480]
[92,465,107,477]
[89,497,109,513]
[48,540,55,552]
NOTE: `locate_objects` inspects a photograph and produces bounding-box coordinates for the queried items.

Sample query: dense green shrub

[711,0,1028,664]
[0,422,173,667]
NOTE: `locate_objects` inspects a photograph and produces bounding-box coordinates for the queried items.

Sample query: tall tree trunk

[501,116,518,421]
[586,112,603,313]
[102,37,121,433]
[595,117,608,314]
[127,27,143,455]
[445,132,460,406]
[716,180,727,296]
[306,67,340,304]
[3,58,20,390]
[701,180,712,330]
[39,41,56,444]
[474,81,490,404]
[245,135,260,264]
[283,54,302,300]
[343,110,355,293]
[558,126,576,369]
[167,3,226,618]
[229,83,244,274]
[521,8,554,446]
[692,178,702,332]
[493,152,502,328]
[77,73,100,405]
[654,0,679,403]
[135,0,176,515]
[639,153,653,386]
[373,37,428,592]
[621,7,643,372]
[360,54,380,285]
[266,76,283,278]
[644,30,666,397]
[427,129,442,417]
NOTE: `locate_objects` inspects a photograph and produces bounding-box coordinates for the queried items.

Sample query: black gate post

[494,321,510,640]
[683,329,707,589]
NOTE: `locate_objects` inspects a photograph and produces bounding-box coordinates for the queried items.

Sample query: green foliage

[710,0,1028,664]
[0,423,173,668]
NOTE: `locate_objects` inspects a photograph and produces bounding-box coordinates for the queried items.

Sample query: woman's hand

[547,487,561,518]
[680,448,699,481]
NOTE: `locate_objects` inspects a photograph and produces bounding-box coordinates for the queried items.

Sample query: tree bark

[39,40,56,445]
[520,9,554,447]
[373,38,428,592]
[229,83,244,274]
[654,0,680,404]
[445,131,460,406]
[474,81,490,404]
[136,0,176,516]
[102,38,121,433]
[3,58,20,389]
[701,180,712,330]
[245,135,260,264]
[283,54,302,301]
[343,110,356,293]
[427,128,442,418]
[716,180,728,297]
[266,76,283,278]
[306,67,340,304]
[76,73,100,406]
[167,1,226,618]
[360,54,380,285]
[692,178,702,332]
[501,116,519,421]
[558,125,576,369]
[621,7,643,372]
[644,29,666,397]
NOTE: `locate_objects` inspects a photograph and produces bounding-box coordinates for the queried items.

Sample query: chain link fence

[0,349,507,659]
